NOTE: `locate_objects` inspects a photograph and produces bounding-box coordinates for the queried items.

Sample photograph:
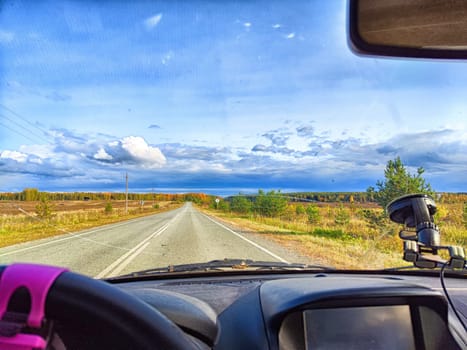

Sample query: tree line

[0,189,214,204]
[2,158,466,211]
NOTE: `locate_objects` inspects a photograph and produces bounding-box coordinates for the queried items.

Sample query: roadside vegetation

[202,158,467,269]
[0,158,465,269]
[0,200,184,248]
[0,191,215,248]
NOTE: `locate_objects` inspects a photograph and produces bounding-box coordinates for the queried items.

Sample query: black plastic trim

[259,277,449,350]
[105,268,466,284]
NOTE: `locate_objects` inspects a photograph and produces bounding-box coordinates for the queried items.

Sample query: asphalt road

[0,203,290,278]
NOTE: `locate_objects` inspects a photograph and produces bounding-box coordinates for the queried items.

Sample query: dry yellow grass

[0,201,182,248]
[201,202,466,269]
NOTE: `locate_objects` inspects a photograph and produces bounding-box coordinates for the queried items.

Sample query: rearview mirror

[349,0,467,59]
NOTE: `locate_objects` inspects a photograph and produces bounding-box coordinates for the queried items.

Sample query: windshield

[0,0,465,277]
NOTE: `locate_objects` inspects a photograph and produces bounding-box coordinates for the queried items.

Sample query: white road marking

[95,209,184,278]
[201,213,289,263]
[107,242,151,278]
[0,209,182,258]
[94,223,170,278]
[0,220,141,257]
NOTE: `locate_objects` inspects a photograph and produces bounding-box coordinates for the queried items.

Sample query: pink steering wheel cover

[0,263,68,328]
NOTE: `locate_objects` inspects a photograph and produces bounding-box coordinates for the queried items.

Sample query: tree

[359,209,388,230]
[334,205,350,225]
[253,190,287,217]
[104,202,113,214]
[306,204,320,224]
[21,188,39,201]
[35,197,54,220]
[218,200,230,212]
[367,157,434,209]
[230,196,252,214]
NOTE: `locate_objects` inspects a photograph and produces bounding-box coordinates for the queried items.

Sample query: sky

[0,0,466,195]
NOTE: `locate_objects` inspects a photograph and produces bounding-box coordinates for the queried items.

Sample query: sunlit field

[0,200,182,247]
[203,196,467,269]
[1,190,465,269]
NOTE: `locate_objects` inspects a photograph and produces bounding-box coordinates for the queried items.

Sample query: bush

[334,205,350,225]
[218,200,230,212]
[253,190,287,217]
[359,209,387,229]
[35,197,54,220]
[153,203,160,209]
[104,202,113,214]
[463,202,467,228]
[231,196,252,214]
[295,204,305,216]
[306,205,320,224]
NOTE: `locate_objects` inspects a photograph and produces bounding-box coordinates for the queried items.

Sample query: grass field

[0,200,182,248]
[1,197,465,269]
[202,201,466,269]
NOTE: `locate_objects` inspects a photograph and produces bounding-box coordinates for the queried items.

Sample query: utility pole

[125,172,128,215]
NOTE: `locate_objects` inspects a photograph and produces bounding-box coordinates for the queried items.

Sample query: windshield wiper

[109,259,335,279]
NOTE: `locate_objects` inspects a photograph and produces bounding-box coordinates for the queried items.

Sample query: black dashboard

[109,271,466,350]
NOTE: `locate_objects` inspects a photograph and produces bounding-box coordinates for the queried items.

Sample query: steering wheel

[0,265,198,350]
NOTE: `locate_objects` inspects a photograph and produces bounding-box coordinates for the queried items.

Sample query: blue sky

[0,0,466,195]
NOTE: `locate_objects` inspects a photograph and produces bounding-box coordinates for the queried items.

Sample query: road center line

[201,213,289,263]
[108,242,151,278]
[0,206,186,258]
[94,209,184,278]
[94,223,170,279]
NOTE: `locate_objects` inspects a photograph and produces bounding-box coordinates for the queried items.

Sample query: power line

[0,113,50,144]
[0,120,40,144]
[0,104,50,138]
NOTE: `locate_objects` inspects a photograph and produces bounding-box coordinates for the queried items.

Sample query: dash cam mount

[387,194,465,269]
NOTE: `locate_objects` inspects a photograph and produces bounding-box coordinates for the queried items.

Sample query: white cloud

[286,32,295,39]
[0,150,28,163]
[243,22,251,28]
[94,148,113,160]
[19,144,53,158]
[119,136,166,168]
[30,158,43,164]
[144,13,163,30]
[272,24,281,29]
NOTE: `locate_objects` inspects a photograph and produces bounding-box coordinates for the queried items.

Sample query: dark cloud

[251,144,267,152]
[158,143,231,161]
[0,155,84,178]
[296,125,314,137]
[148,124,161,129]
[376,145,399,155]
[1,125,466,193]
[261,128,292,146]
[373,129,466,170]
[251,144,295,155]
